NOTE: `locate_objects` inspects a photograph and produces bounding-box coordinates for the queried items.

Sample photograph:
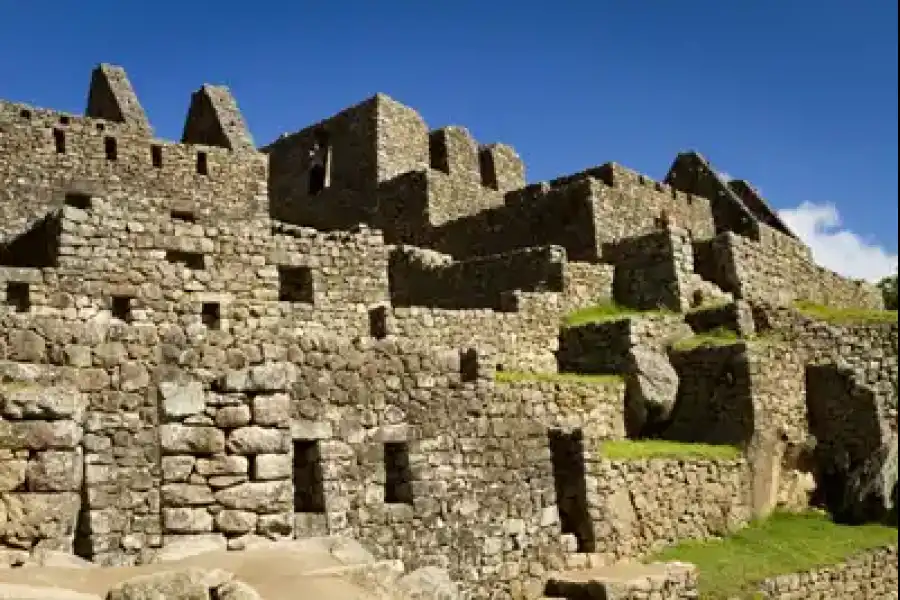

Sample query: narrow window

[150,145,163,168]
[293,440,326,513]
[64,193,91,210]
[307,129,330,195]
[53,129,66,154]
[95,122,105,132]
[196,151,208,176]
[201,302,220,330]
[278,266,314,303]
[368,306,388,339]
[384,442,413,505]
[165,250,205,270]
[170,210,196,223]
[111,296,132,322]
[6,282,30,313]
[19,109,32,120]
[460,348,479,382]
[59,115,71,126]
[104,136,118,161]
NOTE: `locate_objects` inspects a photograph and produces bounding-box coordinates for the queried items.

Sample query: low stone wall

[545,561,698,600]
[388,244,566,310]
[562,261,614,313]
[756,545,898,599]
[603,228,694,312]
[557,314,691,374]
[589,455,752,561]
[705,231,884,309]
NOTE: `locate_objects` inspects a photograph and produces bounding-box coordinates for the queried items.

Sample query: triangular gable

[85,64,152,133]
[181,85,255,152]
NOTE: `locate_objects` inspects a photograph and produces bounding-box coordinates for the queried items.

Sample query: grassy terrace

[793,301,898,325]
[562,302,672,327]
[670,327,741,351]
[494,370,623,385]
[648,511,898,599]
[599,439,742,461]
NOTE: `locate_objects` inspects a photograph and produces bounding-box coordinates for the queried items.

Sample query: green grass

[494,370,623,386]
[648,511,898,599]
[599,439,742,461]
[563,302,672,327]
[670,327,742,351]
[686,299,733,314]
[793,301,898,325]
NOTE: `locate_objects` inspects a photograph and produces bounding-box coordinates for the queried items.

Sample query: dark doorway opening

[293,440,326,513]
[549,428,595,552]
[384,442,414,505]
[73,484,92,560]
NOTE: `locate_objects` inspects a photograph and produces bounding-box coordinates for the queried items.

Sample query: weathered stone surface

[214,481,292,512]
[225,427,288,455]
[105,567,232,600]
[160,425,225,455]
[159,381,205,419]
[624,346,680,429]
[0,385,86,421]
[837,436,898,524]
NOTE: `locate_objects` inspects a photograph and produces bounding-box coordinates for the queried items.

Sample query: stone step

[544,560,697,599]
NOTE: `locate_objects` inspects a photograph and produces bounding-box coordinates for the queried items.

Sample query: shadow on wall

[655,345,756,446]
[805,364,890,524]
[548,428,595,553]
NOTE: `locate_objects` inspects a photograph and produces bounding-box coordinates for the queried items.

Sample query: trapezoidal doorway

[548,428,595,552]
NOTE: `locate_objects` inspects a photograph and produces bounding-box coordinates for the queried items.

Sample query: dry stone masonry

[0,63,896,599]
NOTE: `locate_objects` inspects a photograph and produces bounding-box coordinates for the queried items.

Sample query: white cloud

[778,202,898,283]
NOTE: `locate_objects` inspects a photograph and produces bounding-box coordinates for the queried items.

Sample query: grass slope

[648,511,898,599]
[600,439,742,461]
[562,302,671,327]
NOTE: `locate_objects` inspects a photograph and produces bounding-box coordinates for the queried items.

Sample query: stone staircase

[542,560,698,599]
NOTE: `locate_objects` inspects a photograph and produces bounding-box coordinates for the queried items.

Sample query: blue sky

[1,0,897,280]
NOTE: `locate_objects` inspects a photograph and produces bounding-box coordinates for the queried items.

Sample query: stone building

[0,63,895,598]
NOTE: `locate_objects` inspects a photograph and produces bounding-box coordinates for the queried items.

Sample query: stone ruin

[0,63,895,599]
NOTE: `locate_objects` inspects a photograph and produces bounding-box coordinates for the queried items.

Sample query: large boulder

[835,436,898,525]
[396,566,460,600]
[624,347,679,435]
[104,568,261,600]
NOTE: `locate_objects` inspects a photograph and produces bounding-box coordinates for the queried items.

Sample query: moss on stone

[670,327,742,351]
[562,302,672,327]
[494,370,623,386]
[599,439,742,461]
[647,511,898,599]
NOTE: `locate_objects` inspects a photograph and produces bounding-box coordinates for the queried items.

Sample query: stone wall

[589,455,752,561]
[756,545,898,599]
[701,230,884,309]
[544,561,698,600]
[665,343,755,446]
[0,366,85,556]
[388,245,566,310]
[604,228,695,312]
[557,314,692,375]
[561,262,614,313]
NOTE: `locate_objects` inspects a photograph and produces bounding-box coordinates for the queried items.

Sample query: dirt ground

[0,545,400,600]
